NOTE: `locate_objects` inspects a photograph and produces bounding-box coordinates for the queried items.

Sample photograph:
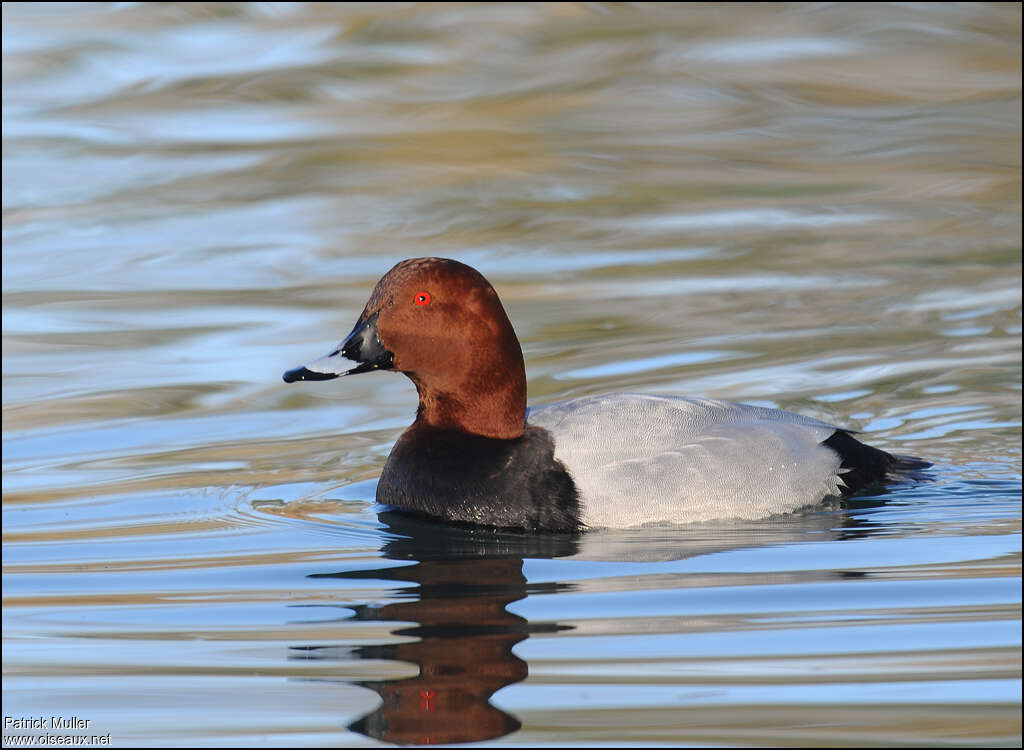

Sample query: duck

[284,257,926,532]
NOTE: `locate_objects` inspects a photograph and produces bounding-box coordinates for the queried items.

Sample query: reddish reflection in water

[303,515,577,744]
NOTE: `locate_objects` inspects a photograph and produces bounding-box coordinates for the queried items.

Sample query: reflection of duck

[289,506,895,744]
[284,257,928,531]
[307,513,577,745]
[342,558,528,744]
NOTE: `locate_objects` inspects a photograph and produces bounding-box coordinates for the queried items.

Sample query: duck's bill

[282,310,394,383]
[282,353,355,382]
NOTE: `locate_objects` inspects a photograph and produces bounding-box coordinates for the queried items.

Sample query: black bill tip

[283,366,340,383]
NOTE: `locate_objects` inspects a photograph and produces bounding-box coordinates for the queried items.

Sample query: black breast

[376,423,581,532]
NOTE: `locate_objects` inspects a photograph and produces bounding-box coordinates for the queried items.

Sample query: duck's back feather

[527,393,890,527]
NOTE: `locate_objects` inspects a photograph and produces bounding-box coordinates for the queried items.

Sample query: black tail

[822,430,932,496]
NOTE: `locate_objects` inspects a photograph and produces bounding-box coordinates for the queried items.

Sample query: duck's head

[284,257,527,439]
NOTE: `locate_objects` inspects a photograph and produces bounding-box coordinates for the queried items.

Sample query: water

[2,3,1021,746]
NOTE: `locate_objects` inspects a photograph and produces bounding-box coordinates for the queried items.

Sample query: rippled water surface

[3,3,1021,747]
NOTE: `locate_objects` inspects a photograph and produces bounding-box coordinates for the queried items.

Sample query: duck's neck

[408,357,527,440]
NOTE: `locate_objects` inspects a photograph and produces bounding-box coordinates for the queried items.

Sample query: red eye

[414,291,431,306]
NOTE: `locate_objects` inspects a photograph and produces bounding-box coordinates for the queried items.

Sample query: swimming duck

[284,257,924,532]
